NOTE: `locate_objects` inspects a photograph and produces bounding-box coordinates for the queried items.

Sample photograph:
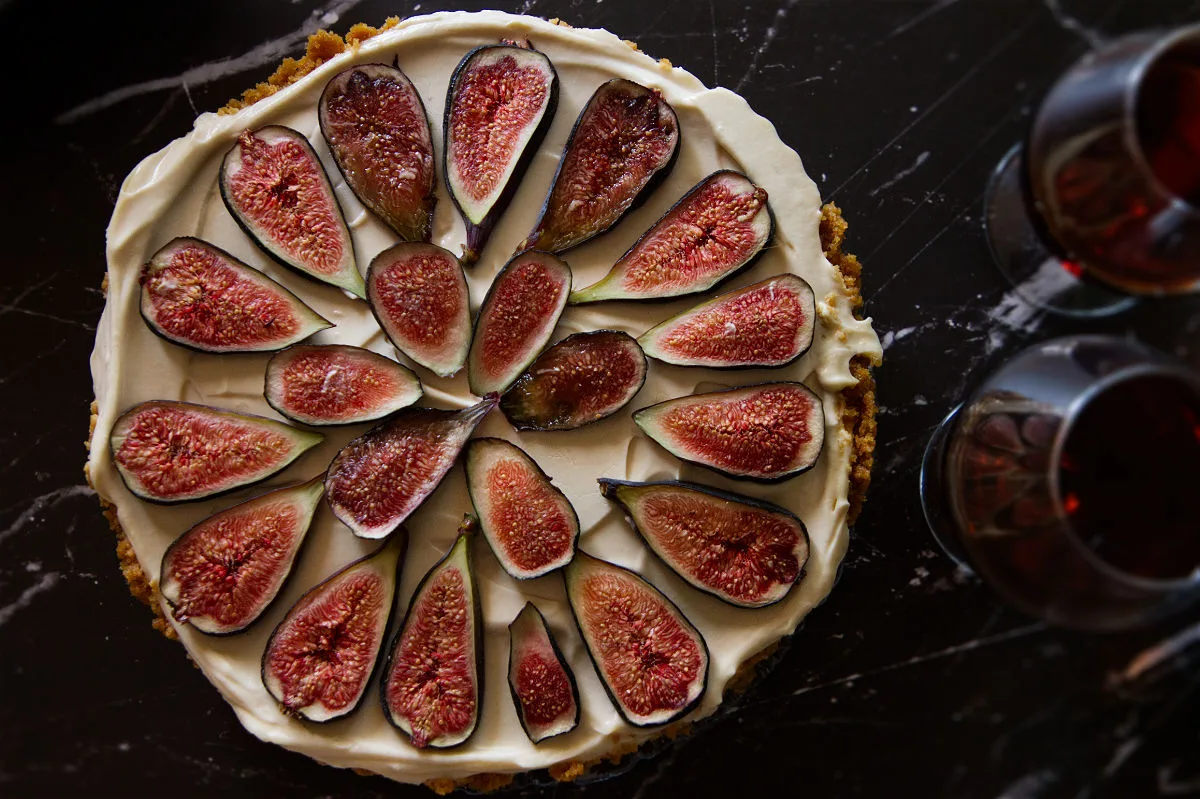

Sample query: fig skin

[260,532,407,724]
[380,515,484,749]
[597,478,811,609]
[444,41,560,266]
[139,237,333,355]
[507,601,581,743]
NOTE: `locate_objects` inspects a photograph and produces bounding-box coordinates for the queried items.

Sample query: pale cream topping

[89,11,881,784]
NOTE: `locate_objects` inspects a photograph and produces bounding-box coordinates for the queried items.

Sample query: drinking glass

[985,23,1200,317]
[920,336,1200,631]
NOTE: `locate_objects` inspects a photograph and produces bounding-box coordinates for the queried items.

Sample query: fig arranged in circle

[140,237,332,354]
[265,344,422,426]
[324,396,497,539]
[445,41,559,265]
[261,533,406,723]
[565,551,708,727]
[508,602,580,743]
[219,126,363,298]
[518,78,680,254]
[465,437,579,579]
[500,330,647,431]
[160,476,324,635]
[634,382,825,482]
[467,250,572,396]
[382,517,482,749]
[110,401,323,504]
[320,63,436,242]
[367,243,472,378]
[638,274,816,369]
[569,170,772,304]
[598,479,810,608]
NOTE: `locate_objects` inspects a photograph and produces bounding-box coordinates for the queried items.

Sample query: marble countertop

[2,0,1199,796]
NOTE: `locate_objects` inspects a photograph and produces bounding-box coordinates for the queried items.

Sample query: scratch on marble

[1116,620,1200,684]
[868,151,930,197]
[0,572,61,628]
[734,0,799,92]
[1159,762,1200,795]
[881,0,967,43]
[996,769,1059,799]
[0,485,96,549]
[1042,0,1105,49]
[55,0,366,124]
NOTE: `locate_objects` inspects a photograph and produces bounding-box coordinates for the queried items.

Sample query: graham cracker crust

[86,19,879,795]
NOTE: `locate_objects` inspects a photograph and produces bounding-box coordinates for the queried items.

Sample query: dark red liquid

[1059,375,1200,580]
[1138,58,1200,206]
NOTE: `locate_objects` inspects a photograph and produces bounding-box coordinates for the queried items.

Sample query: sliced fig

[508,602,580,743]
[110,401,323,504]
[319,63,436,242]
[633,382,825,482]
[569,171,772,304]
[518,79,680,254]
[465,438,578,579]
[382,517,482,749]
[445,41,559,265]
[140,237,331,354]
[261,533,405,723]
[324,397,497,539]
[367,243,472,378]
[638,274,816,369]
[598,479,810,608]
[220,126,363,298]
[467,250,572,396]
[265,344,422,426]
[500,330,647,432]
[564,551,708,727]
[160,476,323,635]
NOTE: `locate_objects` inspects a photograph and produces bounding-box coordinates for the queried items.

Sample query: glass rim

[1047,354,1200,591]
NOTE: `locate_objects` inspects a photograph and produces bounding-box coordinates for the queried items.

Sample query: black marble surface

[3,0,1200,796]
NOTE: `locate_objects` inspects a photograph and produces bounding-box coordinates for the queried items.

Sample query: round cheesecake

[87,10,882,790]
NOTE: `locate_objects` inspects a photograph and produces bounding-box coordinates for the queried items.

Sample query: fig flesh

[465,437,578,579]
[320,63,436,242]
[634,382,825,482]
[367,243,472,378]
[467,250,572,396]
[160,476,324,634]
[140,237,331,354]
[265,344,422,426]
[324,397,497,539]
[638,274,816,369]
[565,551,708,727]
[599,479,810,608]
[110,401,323,504]
[508,602,580,743]
[518,79,679,254]
[500,330,647,431]
[382,517,482,749]
[569,171,772,304]
[220,126,363,298]
[261,533,406,723]
[445,41,559,265]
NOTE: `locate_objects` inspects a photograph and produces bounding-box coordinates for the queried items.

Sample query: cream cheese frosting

[88,11,882,785]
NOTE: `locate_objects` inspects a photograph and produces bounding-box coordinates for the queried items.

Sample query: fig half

[220,126,363,298]
[638,274,816,369]
[367,243,472,378]
[569,171,772,304]
[465,437,579,579]
[565,551,708,727]
[633,382,825,482]
[160,476,324,634]
[324,396,497,539]
[382,516,483,749]
[320,63,436,242]
[467,250,572,396]
[500,330,647,432]
[140,238,332,354]
[261,533,406,722]
[508,602,580,743]
[518,79,680,254]
[110,401,323,504]
[445,41,559,265]
[265,344,422,426]
[598,479,810,608]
